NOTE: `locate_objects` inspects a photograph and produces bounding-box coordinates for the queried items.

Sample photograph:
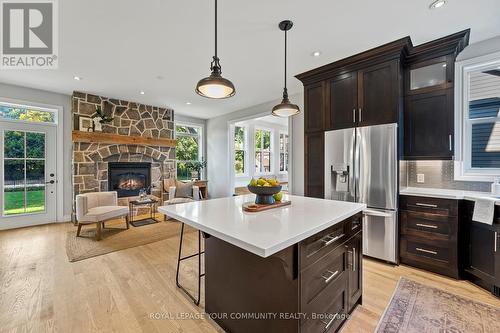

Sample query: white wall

[207,93,302,198]
[457,35,500,61]
[0,82,72,219]
[232,118,288,188]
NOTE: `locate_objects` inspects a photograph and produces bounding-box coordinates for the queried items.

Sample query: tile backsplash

[401,160,492,192]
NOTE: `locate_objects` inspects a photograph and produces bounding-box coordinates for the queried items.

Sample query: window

[255,129,271,174]
[455,53,500,181]
[234,126,246,175]
[175,124,203,181]
[279,132,289,172]
[0,103,56,124]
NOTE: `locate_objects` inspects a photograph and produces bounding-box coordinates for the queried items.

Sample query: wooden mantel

[72,130,176,148]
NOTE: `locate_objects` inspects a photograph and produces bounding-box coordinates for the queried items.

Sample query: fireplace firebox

[108,162,151,197]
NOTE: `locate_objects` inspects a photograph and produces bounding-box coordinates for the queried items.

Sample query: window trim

[234,125,248,178]
[174,122,203,180]
[454,51,500,182]
[278,131,289,174]
[254,126,273,176]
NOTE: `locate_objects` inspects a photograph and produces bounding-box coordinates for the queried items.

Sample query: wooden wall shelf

[72,130,176,148]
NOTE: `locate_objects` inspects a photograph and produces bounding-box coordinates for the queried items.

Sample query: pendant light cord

[215,0,217,59]
[283,29,288,99]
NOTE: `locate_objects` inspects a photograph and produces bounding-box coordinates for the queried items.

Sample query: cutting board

[242,200,291,212]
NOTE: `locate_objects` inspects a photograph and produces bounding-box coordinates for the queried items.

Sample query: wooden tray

[242,200,291,212]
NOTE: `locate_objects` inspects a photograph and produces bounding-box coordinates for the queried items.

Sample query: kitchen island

[159,194,365,333]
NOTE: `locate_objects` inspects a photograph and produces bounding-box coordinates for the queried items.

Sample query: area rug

[375,277,500,333]
[66,219,181,262]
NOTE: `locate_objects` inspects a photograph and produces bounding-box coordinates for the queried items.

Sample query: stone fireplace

[108,162,151,197]
[72,91,176,210]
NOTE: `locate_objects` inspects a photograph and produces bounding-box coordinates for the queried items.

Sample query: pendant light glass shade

[272,20,300,117]
[195,0,235,99]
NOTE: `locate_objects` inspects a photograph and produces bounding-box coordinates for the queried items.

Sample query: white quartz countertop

[158,194,366,258]
[400,187,500,204]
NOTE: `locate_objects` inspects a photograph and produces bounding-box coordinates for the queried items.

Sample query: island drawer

[301,275,348,333]
[400,195,458,217]
[300,223,347,270]
[400,210,456,239]
[301,242,347,308]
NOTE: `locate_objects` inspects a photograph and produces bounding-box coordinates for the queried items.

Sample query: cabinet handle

[449,134,452,152]
[352,247,356,271]
[321,313,338,331]
[495,231,498,253]
[321,269,339,283]
[415,203,438,208]
[321,233,344,247]
[416,247,437,255]
[358,108,362,122]
[416,223,438,229]
[353,109,356,123]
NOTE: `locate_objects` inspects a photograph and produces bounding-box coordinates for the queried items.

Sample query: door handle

[495,231,498,253]
[353,109,356,123]
[321,233,344,246]
[416,223,438,229]
[45,180,55,184]
[363,209,393,218]
[416,247,437,255]
[358,108,362,122]
[449,134,452,152]
[352,247,356,271]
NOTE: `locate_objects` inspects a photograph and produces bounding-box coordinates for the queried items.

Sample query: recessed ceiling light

[429,0,446,9]
[312,51,321,57]
[186,102,192,105]
[139,91,145,95]
[73,76,81,81]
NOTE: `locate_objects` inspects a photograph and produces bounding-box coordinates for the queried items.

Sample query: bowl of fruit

[247,177,283,205]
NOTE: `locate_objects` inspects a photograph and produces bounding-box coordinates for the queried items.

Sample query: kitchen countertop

[158,194,366,258]
[400,187,500,204]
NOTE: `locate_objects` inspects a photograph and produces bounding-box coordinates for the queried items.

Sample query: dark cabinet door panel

[358,60,400,126]
[404,88,453,159]
[305,82,325,132]
[327,72,357,130]
[305,132,324,198]
[346,231,362,311]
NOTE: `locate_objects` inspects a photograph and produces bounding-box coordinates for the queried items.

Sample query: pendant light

[195,0,235,99]
[272,20,300,117]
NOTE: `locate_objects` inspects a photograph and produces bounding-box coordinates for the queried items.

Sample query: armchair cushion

[75,191,125,222]
[78,206,129,223]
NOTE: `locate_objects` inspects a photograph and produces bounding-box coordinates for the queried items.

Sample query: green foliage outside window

[0,105,55,123]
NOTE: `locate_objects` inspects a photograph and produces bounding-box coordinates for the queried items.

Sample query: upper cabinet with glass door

[407,55,454,94]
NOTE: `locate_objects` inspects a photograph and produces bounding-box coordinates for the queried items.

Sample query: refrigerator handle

[363,208,393,218]
[354,128,360,202]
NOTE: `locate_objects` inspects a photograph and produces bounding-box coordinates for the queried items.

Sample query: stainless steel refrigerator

[324,123,398,263]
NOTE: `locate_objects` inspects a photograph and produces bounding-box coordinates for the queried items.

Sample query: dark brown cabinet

[305,132,324,198]
[300,213,363,333]
[305,82,325,132]
[402,30,469,159]
[399,195,460,279]
[324,60,400,131]
[404,88,454,159]
[326,72,357,130]
[462,200,500,297]
[346,231,362,309]
[357,60,400,127]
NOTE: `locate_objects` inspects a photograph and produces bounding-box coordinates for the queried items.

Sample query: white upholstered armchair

[162,184,200,220]
[75,191,129,240]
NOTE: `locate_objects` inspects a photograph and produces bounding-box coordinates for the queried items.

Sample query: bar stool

[176,222,205,305]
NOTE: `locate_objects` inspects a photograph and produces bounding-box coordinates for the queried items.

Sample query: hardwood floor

[1,219,499,333]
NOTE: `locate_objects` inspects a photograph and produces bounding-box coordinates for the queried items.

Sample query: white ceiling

[1,0,499,119]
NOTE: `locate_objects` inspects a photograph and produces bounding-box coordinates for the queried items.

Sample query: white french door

[0,121,57,229]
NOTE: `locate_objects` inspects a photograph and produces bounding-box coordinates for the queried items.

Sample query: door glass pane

[4,130,24,158]
[255,152,261,173]
[4,159,25,215]
[262,152,271,172]
[26,132,45,158]
[3,130,47,216]
[410,62,447,90]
